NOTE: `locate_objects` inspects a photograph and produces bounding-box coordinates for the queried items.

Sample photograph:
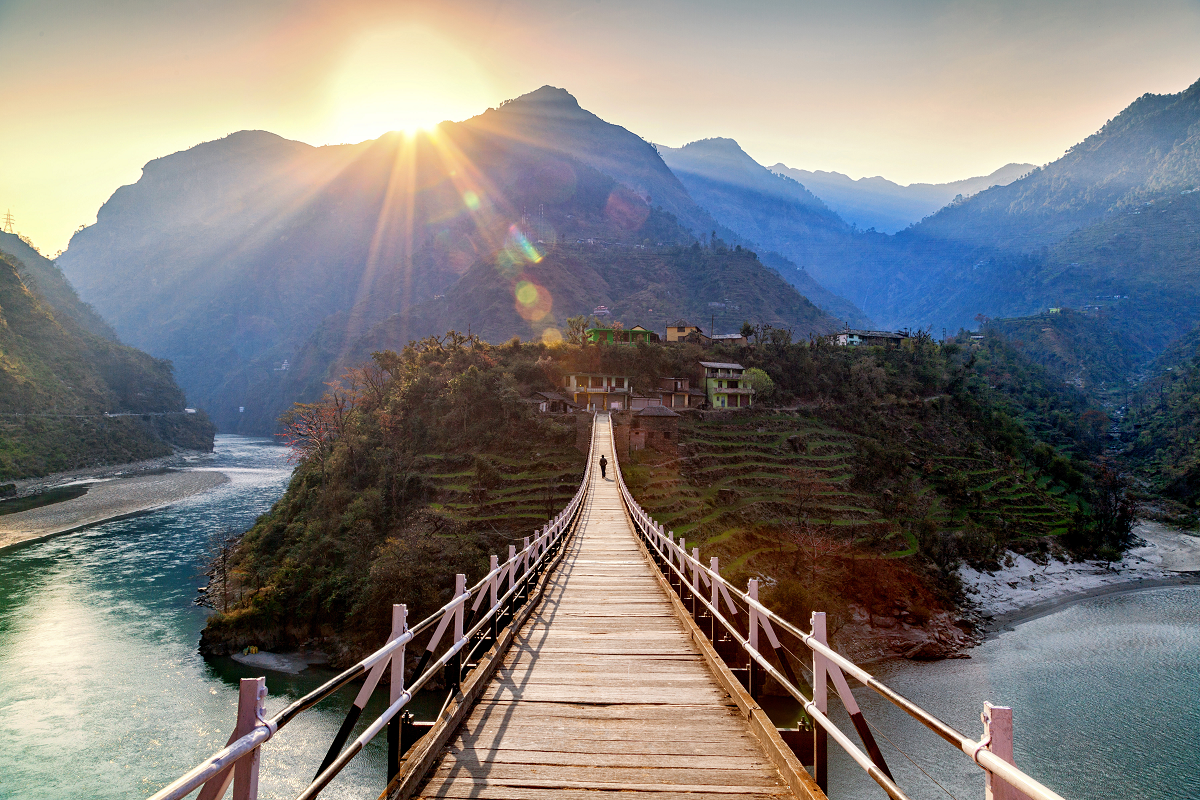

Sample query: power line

[2,210,14,234]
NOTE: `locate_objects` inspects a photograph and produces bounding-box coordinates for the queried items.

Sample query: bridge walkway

[413,413,795,799]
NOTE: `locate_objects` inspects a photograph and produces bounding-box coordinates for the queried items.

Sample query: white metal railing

[608,421,1066,800]
[150,416,599,800]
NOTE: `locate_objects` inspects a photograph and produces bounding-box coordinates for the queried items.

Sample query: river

[826,585,1200,800]
[0,435,420,800]
[2,437,1197,799]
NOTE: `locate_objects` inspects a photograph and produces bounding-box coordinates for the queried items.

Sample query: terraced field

[623,410,1080,577]
[420,449,586,533]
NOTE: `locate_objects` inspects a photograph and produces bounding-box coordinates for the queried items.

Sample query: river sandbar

[0,470,230,551]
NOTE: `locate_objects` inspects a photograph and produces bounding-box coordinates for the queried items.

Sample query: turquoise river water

[1,434,1197,799]
[0,435,431,800]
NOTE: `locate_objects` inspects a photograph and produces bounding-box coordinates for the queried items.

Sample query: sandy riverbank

[842,522,1200,663]
[0,469,230,551]
[960,521,1200,633]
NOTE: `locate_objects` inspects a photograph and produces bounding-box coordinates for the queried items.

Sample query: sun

[327,26,495,143]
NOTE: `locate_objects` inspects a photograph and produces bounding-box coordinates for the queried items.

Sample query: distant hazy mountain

[912,78,1200,250]
[502,99,869,326]
[811,77,1200,343]
[59,88,842,433]
[771,163,1033,234]
[0,232,213,477]
[657,138,871,327]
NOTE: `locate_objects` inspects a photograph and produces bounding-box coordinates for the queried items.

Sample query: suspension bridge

[152,414,1067,800]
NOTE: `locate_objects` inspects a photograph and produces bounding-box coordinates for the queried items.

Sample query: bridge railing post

[709,557,719,642]
[521,537,531,601]
[196,677,266,800]
[488,555,500,646]
[232,677,266,800]
[387,604,407,781]
[747,578,759,697]
[811,611,828,794]
[690,547,701,618]
[983,703,1032,800]
[506,544,517,626]
[677,537,687,599]
[446,574,466,696]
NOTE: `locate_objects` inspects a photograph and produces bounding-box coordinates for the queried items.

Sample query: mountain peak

[503,86,583,111]
[679,137,746,154]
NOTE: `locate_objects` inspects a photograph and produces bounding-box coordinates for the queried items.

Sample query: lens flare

[509,224,543,263]
[605,187,651,231]
[541,327,564,345]
[463,190,481,211]
[516,281,539,306]
[496,224,543,276]
[514,277,552,322]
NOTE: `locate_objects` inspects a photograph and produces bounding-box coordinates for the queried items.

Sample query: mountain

[0,233,213,478]
[771,163,1033,234]
[912,78,1200,250]
[479,87,709,233]
[0,229,120,340]
[778,77,1200,340]
[656,138,871,327]
[59,88,842,433]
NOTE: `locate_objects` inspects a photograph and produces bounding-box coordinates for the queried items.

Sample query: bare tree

[199,527,242,612]
[789,520,850,582]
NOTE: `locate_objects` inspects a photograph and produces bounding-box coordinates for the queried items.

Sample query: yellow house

[665,319,708,343]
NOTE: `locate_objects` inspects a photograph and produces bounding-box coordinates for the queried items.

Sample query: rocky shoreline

[836,521,1200,664]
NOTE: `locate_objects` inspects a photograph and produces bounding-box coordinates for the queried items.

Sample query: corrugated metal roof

[699,361,745,369]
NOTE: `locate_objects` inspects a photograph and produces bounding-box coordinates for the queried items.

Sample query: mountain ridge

[59,88,844,433]
[771,162,1033,234]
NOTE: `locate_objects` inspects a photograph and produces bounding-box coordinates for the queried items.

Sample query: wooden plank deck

[414,415,796,799]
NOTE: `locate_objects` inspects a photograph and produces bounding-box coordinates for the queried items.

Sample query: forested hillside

[202,332,1125,662]
[658,78,1200,342]
[0,241,213,478]
[1120,326,1200,510]
[914,78,1200,250]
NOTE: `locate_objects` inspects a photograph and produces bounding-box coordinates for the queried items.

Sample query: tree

[200,527,242,612]
[789,520,849,582]
[277,374,361,475]
[565,316,589,345]
[741,320,755,339]
[744,367,775,402]
[1092,463,1136,551]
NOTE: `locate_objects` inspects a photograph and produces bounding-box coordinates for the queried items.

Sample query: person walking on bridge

[599,454,608,480]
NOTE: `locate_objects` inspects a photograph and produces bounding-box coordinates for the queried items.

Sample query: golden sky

[3,0,1200,254]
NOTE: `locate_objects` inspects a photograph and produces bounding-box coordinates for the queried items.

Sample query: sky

[3,0,1200,254]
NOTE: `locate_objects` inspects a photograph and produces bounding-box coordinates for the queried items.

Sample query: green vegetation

[622,335,1111,632]
[0,243,214,479]
[200,334,586,662]
[987,310,1143,395]
[210,328,1133,659]
[1120,326,1200,514]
